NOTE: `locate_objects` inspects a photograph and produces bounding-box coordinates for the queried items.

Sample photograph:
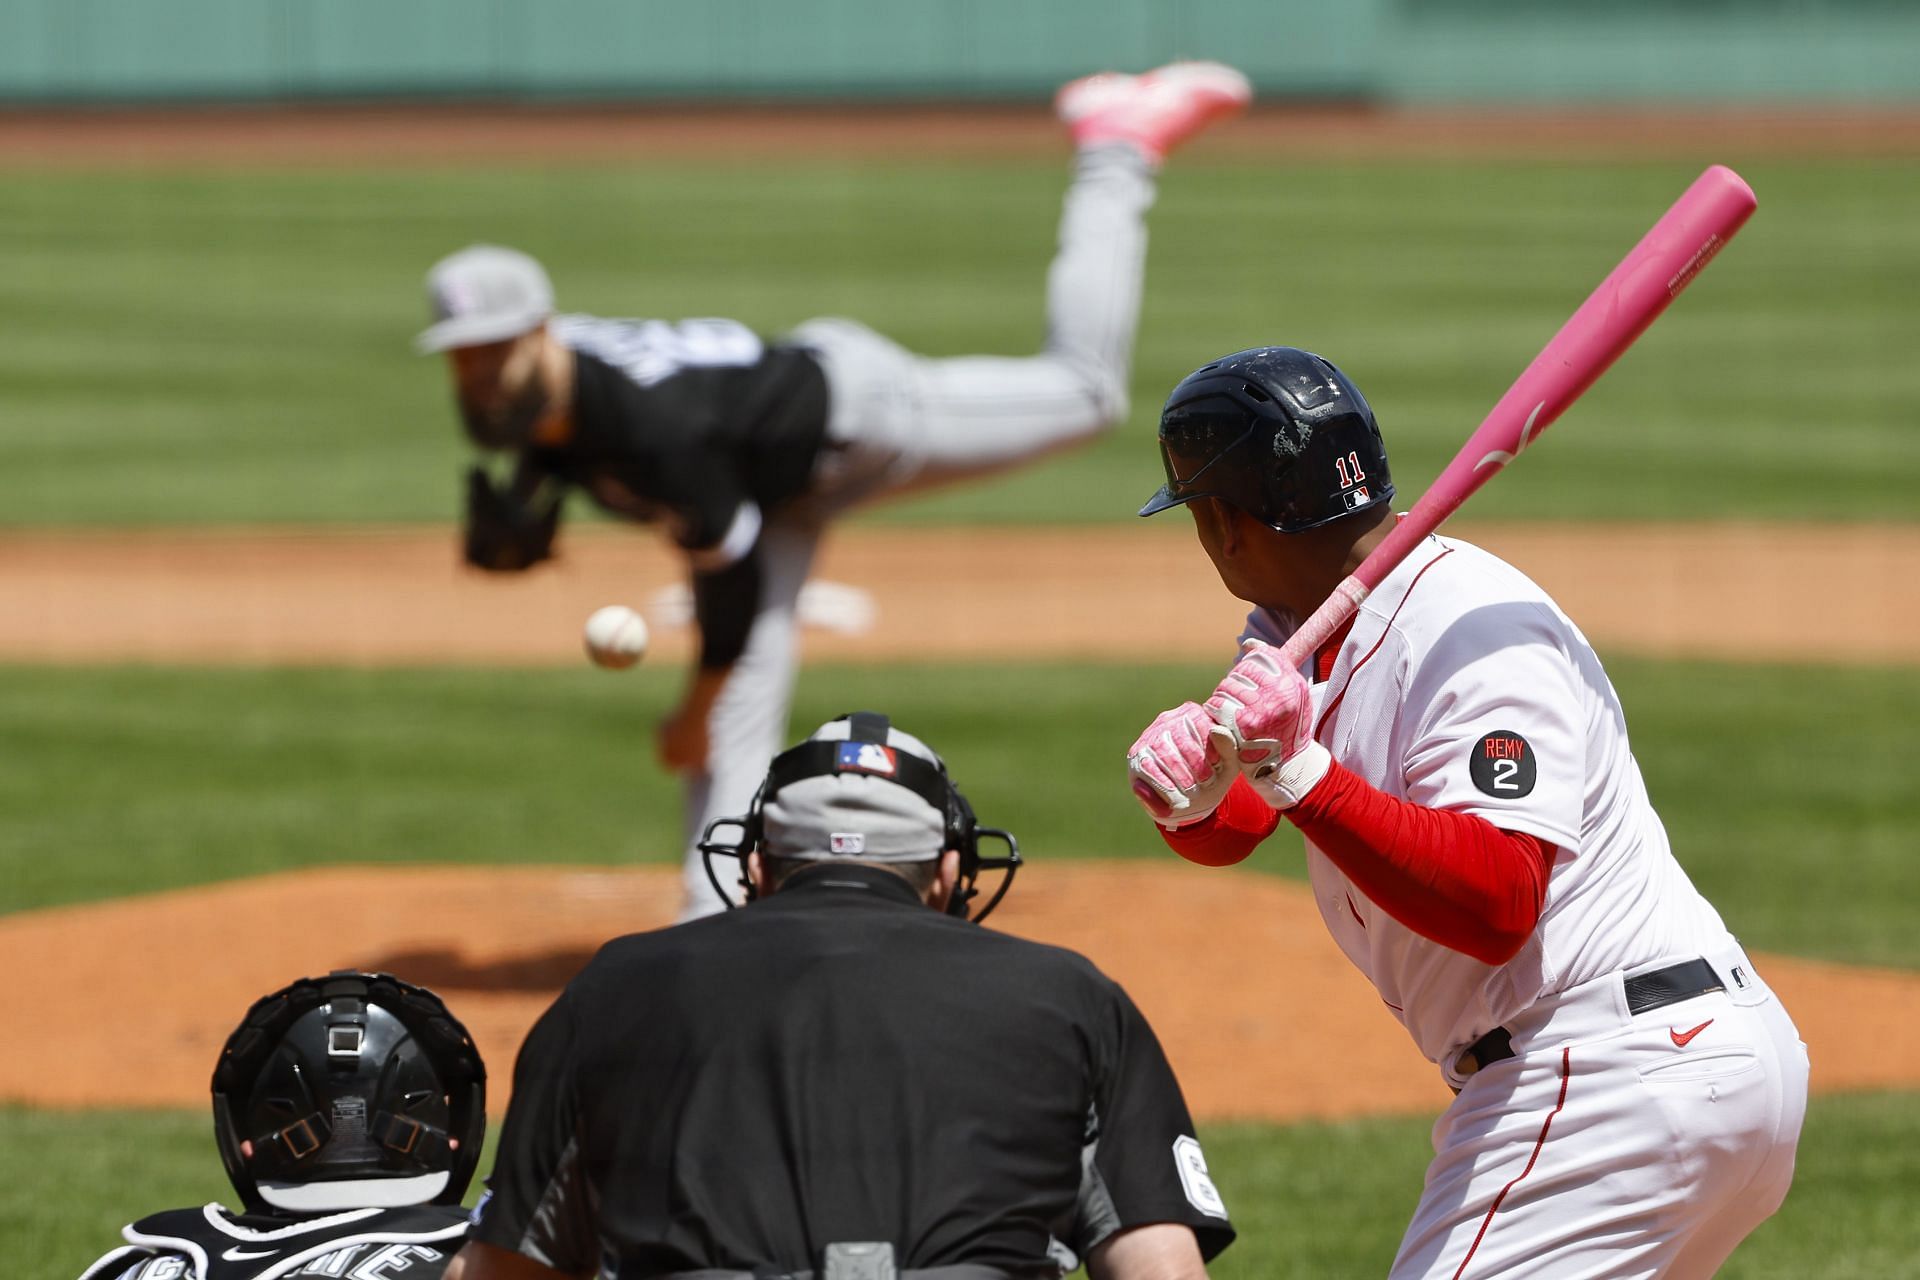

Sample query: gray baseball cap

[415,245,554,354]
[762,720,948,863]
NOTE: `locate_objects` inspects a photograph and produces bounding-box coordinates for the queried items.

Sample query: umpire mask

[700,712,1021,921]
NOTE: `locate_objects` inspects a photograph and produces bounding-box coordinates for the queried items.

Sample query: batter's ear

[1198,497,1246,557]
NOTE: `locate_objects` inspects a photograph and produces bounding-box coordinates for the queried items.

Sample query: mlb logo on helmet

[1342,486,1371,510]
[836,741,898,776]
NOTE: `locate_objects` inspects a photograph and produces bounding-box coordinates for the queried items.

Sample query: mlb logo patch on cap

[835,741,898,776]
[1341,486,1371,510]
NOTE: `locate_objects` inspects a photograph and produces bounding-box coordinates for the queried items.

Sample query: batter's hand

[1205,639,1332,810]
[1127,701,1236,828]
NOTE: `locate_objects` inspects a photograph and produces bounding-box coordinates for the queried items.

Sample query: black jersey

[78,1203,468,1280]
[520,315,830,669]
[473,866,1234,1279]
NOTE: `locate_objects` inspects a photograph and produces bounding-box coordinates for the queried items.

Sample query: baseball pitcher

[420,62,1251,920]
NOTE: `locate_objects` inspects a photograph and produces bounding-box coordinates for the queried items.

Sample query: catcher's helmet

[1140,346,1394,532]
[212,971,486,1215]
[700,711,1021,922]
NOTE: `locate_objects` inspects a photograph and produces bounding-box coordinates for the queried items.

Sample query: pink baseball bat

[1275,163,1757,670]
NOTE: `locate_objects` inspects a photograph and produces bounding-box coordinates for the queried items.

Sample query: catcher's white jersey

[1245,532,1735,1064]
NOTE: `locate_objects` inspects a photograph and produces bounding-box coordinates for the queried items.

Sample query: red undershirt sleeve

[1157,776,1279,868]
[1285,760,1554,965]
[1157,767,1552,964]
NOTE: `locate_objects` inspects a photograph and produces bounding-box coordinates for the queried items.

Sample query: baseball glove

[463,466,560,572]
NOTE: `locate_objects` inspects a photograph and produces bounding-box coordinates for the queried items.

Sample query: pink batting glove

[1204,639,1332,810]
[1126,701,1235,827]
[1205,639,1314,763]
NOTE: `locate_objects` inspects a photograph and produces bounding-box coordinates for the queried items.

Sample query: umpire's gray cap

[415,245,554,353]
[762,719,949,863]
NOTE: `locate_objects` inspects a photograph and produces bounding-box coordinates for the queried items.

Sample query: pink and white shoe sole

[1056,60,1252,161]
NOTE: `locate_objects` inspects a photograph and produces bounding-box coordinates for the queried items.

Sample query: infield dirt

[3,521,1915,667]
[6,862,1919,1121]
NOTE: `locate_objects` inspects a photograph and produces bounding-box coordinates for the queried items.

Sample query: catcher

[77,971,486,1280]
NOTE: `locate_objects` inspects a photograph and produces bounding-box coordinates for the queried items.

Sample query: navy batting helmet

[211,971,486,1214]
[1140,346,1394,532]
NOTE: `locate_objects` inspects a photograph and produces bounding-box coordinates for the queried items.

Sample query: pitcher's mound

[2,862,1912,1117]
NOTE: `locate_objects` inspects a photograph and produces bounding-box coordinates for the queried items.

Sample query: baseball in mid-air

[583,604,649,670]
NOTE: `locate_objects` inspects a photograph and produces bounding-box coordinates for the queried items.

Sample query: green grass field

[9,1093,1918,1280]
[1,157,1916,526]
[4,658,1917,964]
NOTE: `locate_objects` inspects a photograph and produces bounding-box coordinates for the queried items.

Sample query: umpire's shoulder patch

[1172,1135,1229,1219]
[1469,729,1536,798]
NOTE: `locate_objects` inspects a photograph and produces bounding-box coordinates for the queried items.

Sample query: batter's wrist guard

[1244,740,1333,811]
[1155,796,1224,831]
[1158,813,1212,832]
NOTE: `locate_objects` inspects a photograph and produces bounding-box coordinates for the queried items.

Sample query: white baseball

[583,605,649,670]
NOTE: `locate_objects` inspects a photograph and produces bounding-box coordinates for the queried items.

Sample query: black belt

[1458,957,1727,1077]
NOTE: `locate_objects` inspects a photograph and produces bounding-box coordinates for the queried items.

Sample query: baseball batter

[1125,347,1808,1277]
[418,61,1250,919]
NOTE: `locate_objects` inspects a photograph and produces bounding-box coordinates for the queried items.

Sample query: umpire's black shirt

[472,865,1234,1278]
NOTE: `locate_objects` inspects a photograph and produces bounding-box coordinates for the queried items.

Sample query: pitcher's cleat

[1056,61,1252,163]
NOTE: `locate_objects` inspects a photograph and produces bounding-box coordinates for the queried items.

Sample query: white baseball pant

[1392,943,1809,1278]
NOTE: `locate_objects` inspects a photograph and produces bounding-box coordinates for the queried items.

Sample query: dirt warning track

[2,521,1915,668]
[4,103,1918,168]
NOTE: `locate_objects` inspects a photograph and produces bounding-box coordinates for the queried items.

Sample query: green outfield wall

[0,0,1913,105]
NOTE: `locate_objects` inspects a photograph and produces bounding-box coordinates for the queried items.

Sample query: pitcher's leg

[891,60,1254,487]
[792,146,1158,506]
[792,66,1249,509]
[1044,143,1158,417]
[898,145,1157,491]
[677,519,822,920]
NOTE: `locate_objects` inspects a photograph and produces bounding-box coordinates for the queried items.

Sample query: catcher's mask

[1140,345,1395,533]
[700,711,1021,922]
[211,970,486,1215]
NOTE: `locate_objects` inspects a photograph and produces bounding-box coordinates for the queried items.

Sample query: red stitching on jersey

[1315,546,1455,737]
[1452,1047,1572,1279]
